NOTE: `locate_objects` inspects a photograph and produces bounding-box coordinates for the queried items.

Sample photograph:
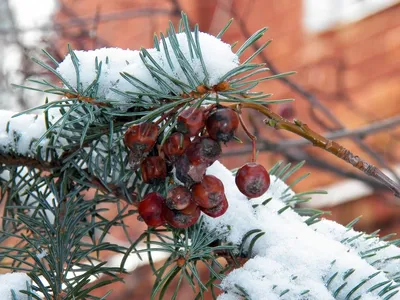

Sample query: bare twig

[233,102,400,197]
[227,5,400,185]
[263,115,400,149]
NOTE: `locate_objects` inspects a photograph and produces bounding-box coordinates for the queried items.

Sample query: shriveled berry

[235,163,270,198]
[192,175,225,209]
[162,132,191,161]
[140,156,167,184]
[162,205,201,228]
[138,192,165,227]
[201,196,228,218]
[175,154,207,186]
[176,107,205,137]
[124,123,159,162]
[166,186,192,210]
[185,137,221,166]
[206,107,239,142]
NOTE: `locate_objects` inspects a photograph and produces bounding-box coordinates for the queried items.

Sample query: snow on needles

[0,272,31,300]
[56,32,239,103]
[0,109,48,156]
[205,161,400,300]
[1,32,238,157]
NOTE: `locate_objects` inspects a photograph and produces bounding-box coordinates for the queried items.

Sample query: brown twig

[0,154,58,171]
[259,115,400,150]
[232,102,400,198]
[237,107,257,162]
[226,4,400,185]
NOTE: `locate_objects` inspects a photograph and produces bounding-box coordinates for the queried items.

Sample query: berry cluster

[124,105,271,229]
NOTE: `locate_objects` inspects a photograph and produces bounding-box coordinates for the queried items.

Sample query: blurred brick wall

[54,0,400,298]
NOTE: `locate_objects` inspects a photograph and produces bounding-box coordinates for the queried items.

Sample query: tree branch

[234,103,400,198]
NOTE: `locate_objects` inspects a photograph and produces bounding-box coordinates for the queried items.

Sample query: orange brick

[344,47,400,91]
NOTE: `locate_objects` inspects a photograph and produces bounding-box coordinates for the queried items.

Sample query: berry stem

[232,102,400,198]
[237,106,257,162]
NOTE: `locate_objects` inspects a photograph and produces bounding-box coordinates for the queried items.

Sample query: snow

[0,272,31,300]
[0,110,48,156]
[205,161,400,299]
[56,32,238,104]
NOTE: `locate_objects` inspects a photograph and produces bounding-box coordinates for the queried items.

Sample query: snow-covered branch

[206,162,400,300]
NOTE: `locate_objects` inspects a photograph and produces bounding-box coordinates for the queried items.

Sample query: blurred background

[1,0,400,298]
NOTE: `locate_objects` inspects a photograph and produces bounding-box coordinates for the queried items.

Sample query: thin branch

[0,154,58,171]
[228,5,400,185]
[263,115,400,149]
[233,102,400,198]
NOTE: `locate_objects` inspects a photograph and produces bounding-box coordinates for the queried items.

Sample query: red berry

[192,175,225,209]
[176,107,206,137]
[138,192,165,227]
[124,122,159,163]
[162,132,191,161]
[278,103,295,119]
[166,186,192,210]
[201,196,228,218]
[140,156,167,184]
[185,137,221,166]
[206,107,239,142]
[162,205,201,228]
[235,163,270,198]
[180,199,198,215]
[175,154,207,186]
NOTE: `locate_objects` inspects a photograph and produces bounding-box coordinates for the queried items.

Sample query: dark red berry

[162,205,201,228]
[192,175,225,209]
[180,199,198,215]
[185,137,221,166]
[138,192,165,227]
[201,196,228,218]
[175,154,207,186]
[176,107,206,137]
[235,163,270,198]
[206,107,239,143]
[124,122,159,163]
[140,156,167,184]
[166,186,192,210]
[278,103,295,119]
[162,132,191,161]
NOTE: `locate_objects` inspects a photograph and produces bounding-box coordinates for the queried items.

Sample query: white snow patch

[56,32,238,105]
[0,272,31,300]
[205,161,400,299]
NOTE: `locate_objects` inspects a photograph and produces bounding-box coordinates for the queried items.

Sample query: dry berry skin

[235,163,270,198]
[206,107,239,143]
[180,199,198,215]
[192,175,226,209]
[166,186,192,210]
[162,205,201,228]
[175,154,207,186]
[138,192,165,227]
[201,196,228,218]
[176,107,206,137]
[140,156,167,184]
[162,132,191,161]
[124,122,159,153]
[185,137,221,166]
